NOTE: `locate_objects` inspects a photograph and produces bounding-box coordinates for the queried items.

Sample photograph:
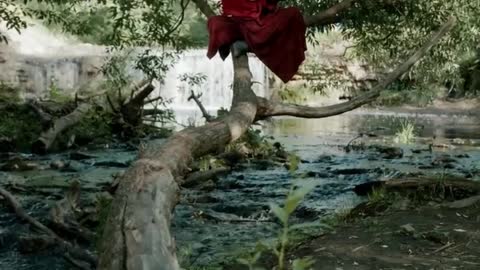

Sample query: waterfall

[1,21,269,108]
[149,50,269,111]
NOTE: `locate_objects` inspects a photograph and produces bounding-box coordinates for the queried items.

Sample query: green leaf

[269,203,288,224]
[292,257,315,270]
[236,258,250,266]
[287,153,301,173]
[284,182,317,214]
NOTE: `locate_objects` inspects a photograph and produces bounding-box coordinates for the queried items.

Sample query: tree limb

[188,90,214,122]
[98,50,257,270]
[304,0,357,27]
[190,0,215,18]
[32,103,93,154]
[0,187,97,267]
[256,17,456,119]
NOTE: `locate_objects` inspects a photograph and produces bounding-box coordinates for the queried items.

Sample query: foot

[232,41,249,58]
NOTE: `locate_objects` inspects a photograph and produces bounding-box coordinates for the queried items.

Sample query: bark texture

[31,103,92,154]
[98,54,257,270]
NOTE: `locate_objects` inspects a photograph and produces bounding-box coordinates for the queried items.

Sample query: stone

[400,224,416,234]
[69,151,97,160]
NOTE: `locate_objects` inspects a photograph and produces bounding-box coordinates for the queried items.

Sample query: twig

[433,241,455,254]
[188,90,213,122]
[0,187,97,267]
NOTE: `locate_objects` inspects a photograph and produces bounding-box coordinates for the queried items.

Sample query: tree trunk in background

[31,103,92,154]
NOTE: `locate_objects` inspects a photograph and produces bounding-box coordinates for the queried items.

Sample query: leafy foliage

[278,0,480,94]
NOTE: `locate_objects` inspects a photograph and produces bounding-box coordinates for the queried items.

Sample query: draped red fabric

[207,0,307,83]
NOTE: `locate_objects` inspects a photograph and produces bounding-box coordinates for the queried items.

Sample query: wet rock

[219,181,246,189]
[455,154,470,158]
[370,145,403,159]
[199,180,216,192]
[192,195,220,204]
[412,148,430,154]
[274,149,289,161]
[218,150,245,168]
[0,137,15,153]
[94,160,130,168]
[418,165,434,169]
[69,151,97,161]
[294,206,323,220]
[354,181,385,196]
[200,210,246,222]
[423,231,449,244]
[333,168,370,175]
[1,157,40,171]
[212,204,264,217]
[432,154,457,168]
[400,224,416,234]
[252,159,277,170]
[452,138,466,145]
[315,155,333,163]
[50,160,69,170]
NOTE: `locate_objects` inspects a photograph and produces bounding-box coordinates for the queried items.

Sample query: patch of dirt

[286,191,480,269]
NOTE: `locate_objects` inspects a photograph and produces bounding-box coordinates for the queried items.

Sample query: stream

[1,110,480,269]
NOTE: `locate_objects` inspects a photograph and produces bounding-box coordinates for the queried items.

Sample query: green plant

[0,83,22,103]
[48,78,71,103]
[94,193,113,250]
[367,187,387,205]
[269,154,317,270]
[394,120,416,144]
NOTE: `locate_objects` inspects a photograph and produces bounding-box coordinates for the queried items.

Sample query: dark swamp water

[1,111,480,269]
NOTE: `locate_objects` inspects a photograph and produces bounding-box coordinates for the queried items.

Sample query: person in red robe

[207,0,307,83]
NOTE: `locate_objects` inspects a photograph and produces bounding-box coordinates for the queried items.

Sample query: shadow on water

[1,110,480,269]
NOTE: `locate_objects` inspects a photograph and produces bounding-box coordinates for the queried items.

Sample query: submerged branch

[0,187,97,267]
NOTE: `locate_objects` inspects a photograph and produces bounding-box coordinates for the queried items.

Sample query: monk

[207,0,307,83]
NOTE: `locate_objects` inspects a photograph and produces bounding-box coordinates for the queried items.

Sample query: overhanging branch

[191,0,215,18]
[256,17,456,119]
[304,0,357,27]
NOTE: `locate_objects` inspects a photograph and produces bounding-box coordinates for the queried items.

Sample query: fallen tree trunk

[98,11,455,270]
[98,54,257,270]
[32,103,92,154]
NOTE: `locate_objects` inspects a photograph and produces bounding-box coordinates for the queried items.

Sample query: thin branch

[129,83,155,107]
[144,96,164,105]
[256,17,456,119]
[188,90,213,122]
[304,0,357,27]
[0,187,97,267]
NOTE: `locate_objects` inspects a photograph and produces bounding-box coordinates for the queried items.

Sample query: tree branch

[188,90,214,122]
[0,187,97,267]
[256,17,456,119]
[304,0,357,27]
[190,0,215,18]
[98,50,257,270]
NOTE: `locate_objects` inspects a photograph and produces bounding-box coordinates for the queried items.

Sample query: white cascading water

[0,21,269,118]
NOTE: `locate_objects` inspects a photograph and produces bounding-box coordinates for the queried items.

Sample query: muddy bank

[277,177,480,270]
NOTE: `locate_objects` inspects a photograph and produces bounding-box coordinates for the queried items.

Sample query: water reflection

[264,113,480,140]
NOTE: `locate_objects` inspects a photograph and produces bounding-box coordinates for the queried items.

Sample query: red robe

[207,0,307,83]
